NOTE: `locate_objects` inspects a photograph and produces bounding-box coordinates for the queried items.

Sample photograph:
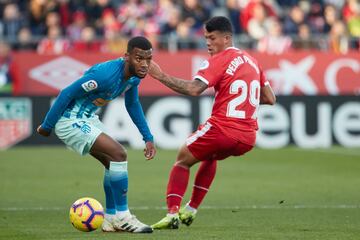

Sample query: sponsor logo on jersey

[81,80,98,92]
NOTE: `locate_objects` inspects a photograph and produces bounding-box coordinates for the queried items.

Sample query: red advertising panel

[0,98,32,149]
[12,51,360,96]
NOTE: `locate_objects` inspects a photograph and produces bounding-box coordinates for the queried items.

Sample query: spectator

[0,41,16,93]
[85,0,114,28]
[324,0,345,10]
[328,20,349,53]
[247,2,274,40]
[126,17,159,48]
[160,7,181,35]
[347,13,360,39]
[276,0,299,7]
[57,0,72,29]
[343,0,359,22]
[283,5,306,35]
[323,4,340,33]
[226,0,243,34]
[72,26,103,52]
[66,10,87,40]
[180,0,211,33]
[307,2,325,33]
[2,0,358,52]
[257,19,292,54]
[240,0,278,31]
[344,0,360,35]
[45,11,62,34]
[345,1,360,49]
[13,27,38,51]
[101,28,127,54]
[29,0,57,35]
[292,23,320,50]
[175,20,198,50]
[2,3,25,43]
[37,25,70,54]
[101,9,121,39]
[156,0,179,26]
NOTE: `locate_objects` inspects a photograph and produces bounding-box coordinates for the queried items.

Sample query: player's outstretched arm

[149,61,207,96]
[260,85,276,105]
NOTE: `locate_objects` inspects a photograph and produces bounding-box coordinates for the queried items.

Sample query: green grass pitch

[1,146,360,240]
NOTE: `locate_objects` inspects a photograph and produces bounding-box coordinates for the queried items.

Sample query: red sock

[166,165,190,213]
[189,160,217,209]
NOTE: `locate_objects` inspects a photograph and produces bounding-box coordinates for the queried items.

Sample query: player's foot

[112,214,153,233]
[102,217,116,232]
[179,206,196,226]
[152,214,180,229]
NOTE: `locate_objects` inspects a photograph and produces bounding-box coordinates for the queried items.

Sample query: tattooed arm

[149,61,208,96]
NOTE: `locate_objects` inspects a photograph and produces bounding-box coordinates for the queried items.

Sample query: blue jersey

[41,58,153,142]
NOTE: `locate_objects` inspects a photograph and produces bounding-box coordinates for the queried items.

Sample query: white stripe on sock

[194,185,209,191]
[167,194,183,199]
[110,161,127,172]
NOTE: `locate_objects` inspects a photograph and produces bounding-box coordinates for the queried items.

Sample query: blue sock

[109,161,129,212]
[103,169,116,215]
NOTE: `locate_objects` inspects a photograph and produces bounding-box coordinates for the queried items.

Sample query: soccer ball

[69,197,104,232]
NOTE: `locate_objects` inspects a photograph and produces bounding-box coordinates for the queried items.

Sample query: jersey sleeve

[193,57,223,88]
[40,68,103,132]
[124,85,154,143]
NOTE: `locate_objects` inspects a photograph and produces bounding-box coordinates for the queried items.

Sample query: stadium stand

[0,0,358,54]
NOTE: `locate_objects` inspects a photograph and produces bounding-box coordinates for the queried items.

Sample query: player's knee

[112,149,127,162]
[175,158,193,168]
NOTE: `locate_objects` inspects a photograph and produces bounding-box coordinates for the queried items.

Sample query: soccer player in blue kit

[37,36,156,233]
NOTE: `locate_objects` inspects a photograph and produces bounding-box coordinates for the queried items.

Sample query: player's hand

[148,60,163,80]
[144,141,156,160]
[37,125,51,137]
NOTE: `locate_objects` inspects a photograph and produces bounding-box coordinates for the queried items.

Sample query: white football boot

[112,214,153,233]
[102,217,117,232]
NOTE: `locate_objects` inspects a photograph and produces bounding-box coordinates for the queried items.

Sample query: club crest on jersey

[199,60,209,70]
[81,80,98,92]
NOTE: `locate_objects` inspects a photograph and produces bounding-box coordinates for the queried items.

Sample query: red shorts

[186,122,254,161]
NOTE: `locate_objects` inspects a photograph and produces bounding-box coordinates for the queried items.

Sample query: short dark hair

[205,16,233,34]
[127,36,152,52]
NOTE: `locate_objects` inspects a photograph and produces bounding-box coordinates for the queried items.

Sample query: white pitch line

[1,205,360,211]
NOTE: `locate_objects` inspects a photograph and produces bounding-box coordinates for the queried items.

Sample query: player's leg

[189,160,217,209]
[89,152,115,216]
[56,119,121,218]
[167,144,200,212]
[178,122,248,226]
[179,136,254,226]
[90,133,152,233]
[90,151,117,232]
[55,118,152,233]
[90,133,130,216]
[152,144,200,229]
[180,160,217,226]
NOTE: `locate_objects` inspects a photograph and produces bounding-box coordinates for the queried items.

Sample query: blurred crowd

[0,0,360,54]
[0,0,359,93]
[0,0,359,55]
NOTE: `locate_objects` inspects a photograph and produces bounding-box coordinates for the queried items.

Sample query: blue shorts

[55,116,105,155]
